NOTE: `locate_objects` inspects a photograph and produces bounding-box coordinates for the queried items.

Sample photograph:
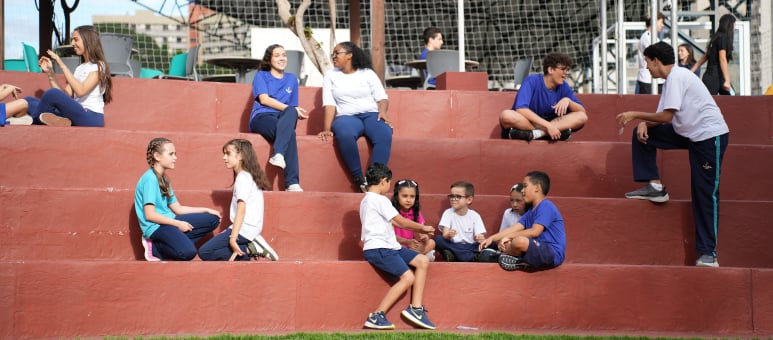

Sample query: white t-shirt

[658,66,729,142]
[438,208,486,244]
[360,192,401,251]
[74,62,105,113]
[637,31,664,85]
[499,208,522,233]
[322,68,388,116]
[230,170,264,240]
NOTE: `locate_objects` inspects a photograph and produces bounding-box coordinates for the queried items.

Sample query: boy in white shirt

[360,163,437,330]
[434,181,487,262]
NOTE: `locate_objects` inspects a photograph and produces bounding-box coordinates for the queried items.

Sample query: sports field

[107,333,711,340]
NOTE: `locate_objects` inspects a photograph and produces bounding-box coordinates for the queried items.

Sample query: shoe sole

[401,310,436,330]
[695,261,719,268]
[6,116,33,125]
[498,254,528,271]
[253,235,279,261]
[364,321,395,330]
[141,239,160,262]
[39,113,72,127]
[625,193,670,203]
[269,159,286,169]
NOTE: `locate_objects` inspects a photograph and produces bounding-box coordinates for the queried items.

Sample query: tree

[275,0,336,75]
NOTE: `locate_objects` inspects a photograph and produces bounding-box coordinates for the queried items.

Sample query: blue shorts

[521,239,556,268]
[363,247,420,278]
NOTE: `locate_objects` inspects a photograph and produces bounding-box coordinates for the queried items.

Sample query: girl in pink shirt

[391,179,436,260]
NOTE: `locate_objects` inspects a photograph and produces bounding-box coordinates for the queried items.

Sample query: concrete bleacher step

[3,188,771,268]
[3,71,771,144]
[1,260,770,338]
[2,127,772,200]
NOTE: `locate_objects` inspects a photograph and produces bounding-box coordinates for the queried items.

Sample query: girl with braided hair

[134,137,221,261]
[198,139,279,261]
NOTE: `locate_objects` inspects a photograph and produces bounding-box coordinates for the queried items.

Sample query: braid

[146,138,173,198]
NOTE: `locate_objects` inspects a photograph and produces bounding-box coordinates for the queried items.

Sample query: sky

[4,0,184,58]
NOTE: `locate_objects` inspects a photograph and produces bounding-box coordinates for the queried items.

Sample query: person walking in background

[249,44,308,192]
[678,43,700,77]
[499,52,588,142]
[636,12,665,94]
[418,27,444,88]
[319,41,393,192]
[692,14,737,95]
[18,25,113,127]
[198,139,279,261]
[134,137,221,261]
[617,42,729,268]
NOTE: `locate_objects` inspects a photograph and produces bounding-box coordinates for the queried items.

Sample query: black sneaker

[507,128,534,141]
[498,254,529,271]
[477,248,501,262]
[354,176,368,193]
[625,183,670,203]
[442,249,456,262]
[558,128,572,141]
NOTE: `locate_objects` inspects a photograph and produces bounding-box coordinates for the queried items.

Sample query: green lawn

[109,332,713,340]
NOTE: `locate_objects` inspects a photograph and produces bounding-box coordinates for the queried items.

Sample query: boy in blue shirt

[479,171,566,270]
[499,52,588,141]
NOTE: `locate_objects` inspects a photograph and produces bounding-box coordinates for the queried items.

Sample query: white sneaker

[695,254,719,268]
[286,184,303,192]
[250,235,279,261]
[6,115,33,125]
[269,153,286,169]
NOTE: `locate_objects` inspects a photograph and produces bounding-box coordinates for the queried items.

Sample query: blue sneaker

[364,311,394,330]
[401,305,436,329]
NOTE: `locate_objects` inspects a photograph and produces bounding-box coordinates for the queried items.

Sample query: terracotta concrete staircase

[1,71,772,338]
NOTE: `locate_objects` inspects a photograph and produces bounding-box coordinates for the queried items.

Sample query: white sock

[650,182,663,191]
[532,130,545,139]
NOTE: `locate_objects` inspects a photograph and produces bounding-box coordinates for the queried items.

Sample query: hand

[176,220,193,232]
[407,239,421,251]
[38,56,53,73]
[45,50,62,65]
[377,112,393,128]
[318,130,334,141]
[498,238,512,252]
[296,107,309,120]
[616,111,636,127]
[722,81,732,92]
[417,233,429,241]
[636,121,649,144]
[421,225,435,235]
[1,84,21,99]
[474,234,486,243]
[478,237,493,251]
[229,237,244,256]
[545,123,561,140]
[443,228,456,240]
[205,208,222,218]
[552,98,571,116]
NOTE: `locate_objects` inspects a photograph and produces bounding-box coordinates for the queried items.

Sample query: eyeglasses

[554,65,571,72]
[447,194,469,200]
[397,179,417,187]
[331,50,349,58]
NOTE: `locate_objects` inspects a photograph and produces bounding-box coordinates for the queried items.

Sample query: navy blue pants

[331,111,393,180]
[250,107,301,187]
[31,88,104,126]
[197,228,251,261]
[433,235,479,262]
[149,213,220,260]
[631,124,729,256]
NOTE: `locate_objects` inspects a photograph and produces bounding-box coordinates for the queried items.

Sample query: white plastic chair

[425,50,459,89]
[285,50,307,85]
[100,33,134,77]
[513,57,533,90]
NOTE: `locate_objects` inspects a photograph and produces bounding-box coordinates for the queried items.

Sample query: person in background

[678,43,700,77]
[418,27,444,88]
[692,14,737,95]
[636,12,665,94]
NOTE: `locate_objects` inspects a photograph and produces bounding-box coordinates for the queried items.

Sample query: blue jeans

[433,235,480,262]
[198,228,251,261]
[32,88,104,126]
[149,213,220,260]
[331,112,393,179]
[250,107,300,187]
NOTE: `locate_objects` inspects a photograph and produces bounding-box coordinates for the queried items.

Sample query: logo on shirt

[285,87,292,94]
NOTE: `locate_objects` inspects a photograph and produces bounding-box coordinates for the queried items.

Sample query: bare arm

[168,201,221,218]
[318,105,336,141]
[392,215,434,235]
[691,54,707,73]
[0,84,21,100]
[616,109,675,126]
[376,99,391,125]
[718,49,731,91]
[144,204,191,232]
[43,50,101,98]
[479,223,525,250]
[228,200,247,256]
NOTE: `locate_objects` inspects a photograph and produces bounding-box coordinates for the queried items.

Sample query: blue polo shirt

[519,199,566,266]
[250,70,299,122]
[512,74,582,119]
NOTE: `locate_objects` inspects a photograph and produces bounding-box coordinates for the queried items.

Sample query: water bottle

[728,88,735,96]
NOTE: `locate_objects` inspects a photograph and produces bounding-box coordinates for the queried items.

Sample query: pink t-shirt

[394,209,425,247]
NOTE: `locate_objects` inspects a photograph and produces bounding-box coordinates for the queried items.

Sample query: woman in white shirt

[319,42,393,192]
[30,25,113,127]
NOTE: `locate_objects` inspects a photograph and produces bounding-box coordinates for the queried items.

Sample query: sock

[532,129,545,139]
[650,182,663,191]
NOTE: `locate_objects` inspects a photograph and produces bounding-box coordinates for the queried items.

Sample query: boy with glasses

[434,181,487,262]
[499,52,588,141]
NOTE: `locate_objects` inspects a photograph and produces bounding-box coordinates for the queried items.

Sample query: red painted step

[1,261,770,338]
[2,71,770,144]
[1,128,771,200]
[3,188,771,268]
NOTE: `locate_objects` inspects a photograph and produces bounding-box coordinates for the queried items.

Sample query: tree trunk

[276,0,333,75]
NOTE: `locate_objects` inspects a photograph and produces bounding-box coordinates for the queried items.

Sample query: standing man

[636,12,665,94]
[617,42,729,268]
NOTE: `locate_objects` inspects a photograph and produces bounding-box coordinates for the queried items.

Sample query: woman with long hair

[692,14,736,95]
